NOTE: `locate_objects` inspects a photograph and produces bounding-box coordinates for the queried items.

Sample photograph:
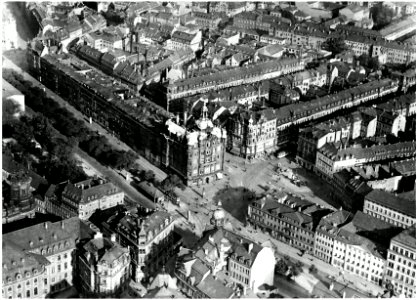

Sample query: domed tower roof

[211,200,226,227]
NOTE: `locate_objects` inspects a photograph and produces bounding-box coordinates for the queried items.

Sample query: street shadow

[174,226,199,248]
[292,167,342,208]
[212,186,256,223]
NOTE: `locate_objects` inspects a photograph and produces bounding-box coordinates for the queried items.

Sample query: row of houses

[247,190,416,297]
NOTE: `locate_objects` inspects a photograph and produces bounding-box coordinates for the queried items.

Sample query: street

[3,56,156,210]
[3,55,384,298]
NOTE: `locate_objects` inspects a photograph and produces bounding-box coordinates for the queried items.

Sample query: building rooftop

[3,217,82,254]
[2,240,50,284]
[366,189,416,218]
[63,179,122,204]
[392,225,416,249]
[196,273,235,298]
[83,234,129,264]
[391,158,416,176]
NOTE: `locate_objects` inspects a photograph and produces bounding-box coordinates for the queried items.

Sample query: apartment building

[227,108,277,158]
[384,225,416,298]
[85,30,123,52]
[297,117,355,170]
[247,192,331,253]
[47,178,124,220]
[193,12,222,30]
[79,232,130,297]
[166,30,202,52]
[315,141,416,180]
[3,218,82,295]
[372,41,416,65]
[2,241,50,299]
[102,210,176,283]
[175,227,275,296]
[314,210,353,264]
[363,189,416,228]
[331,212,394,285]
[166,104,227,185]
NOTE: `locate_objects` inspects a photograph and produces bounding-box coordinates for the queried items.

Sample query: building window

[34,288,38,296]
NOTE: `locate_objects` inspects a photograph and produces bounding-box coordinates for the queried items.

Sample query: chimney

[176,114,180,124]
[61,221,65,229]
[110,234,116,242]
[329,281,334,291]
[94,231,103,240]
[44,223,48,230]
[248,243,253,254]
[184,111,188,127]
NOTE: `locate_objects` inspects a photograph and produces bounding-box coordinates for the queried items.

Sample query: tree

[281,9,296,25]
[142,170,156,181]
[2,99,21,123]
[357,54,380,72]
[275,260,289,275]
[371,4,394,30]
[309,264,318,274]
[321,37,348,55]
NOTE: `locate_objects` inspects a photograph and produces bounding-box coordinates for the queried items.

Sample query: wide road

[3,56,168,180]
[3,56,156,210]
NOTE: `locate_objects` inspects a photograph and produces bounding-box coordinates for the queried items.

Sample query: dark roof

[196,274,235,298]
[392,225,416,249]
[83,236,128,263]
[3,217,82,254]
[2,240,50,284]
[365,190,416,218]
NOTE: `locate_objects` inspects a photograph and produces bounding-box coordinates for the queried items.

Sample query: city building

[315,141,416,180]
[227,108,278,158]
[79,232,130,297]
[379,17,416,41]
[193,12,222,30]
[363,189,416,228]
[297,116,356,170]
[247,192,331,253]
[331,211,397,285]
[135,181,165,204]
[101,209,177,283]
[175,227,275,297]
[372,40,416,65]
[331,168,373,211]
[48,178,124,220]
[384,225,416,298]
[166,58,305,101]
[314,210,353,264]
[339,5,373,28]
[165,103,227,185]
[166,30,202,52]
[2,171,37,224]
[3,218,83,295]
[84,30,124,52]
[2,241,50,299]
